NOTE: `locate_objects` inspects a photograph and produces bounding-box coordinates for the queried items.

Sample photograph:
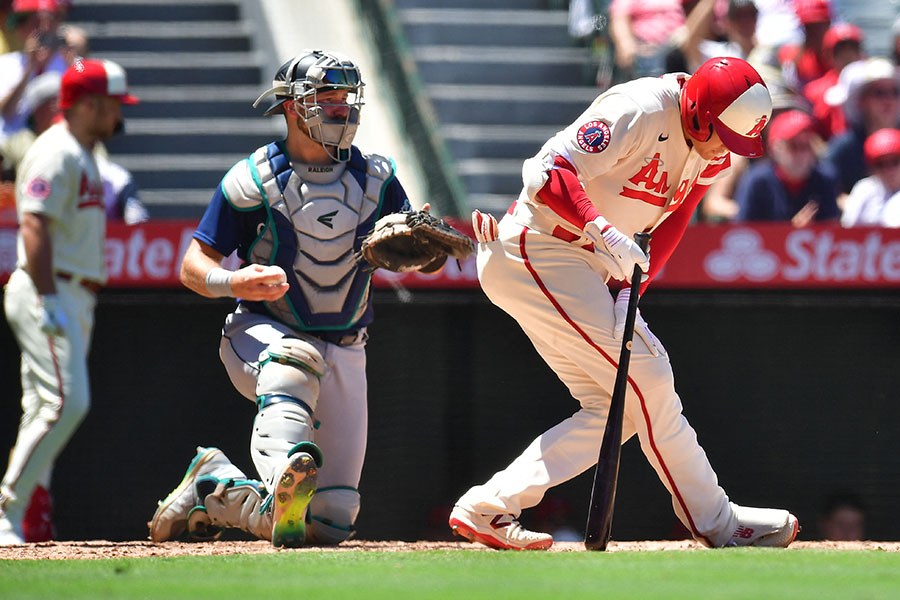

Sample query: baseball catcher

[148,49,451,549]
[359,207,474,273]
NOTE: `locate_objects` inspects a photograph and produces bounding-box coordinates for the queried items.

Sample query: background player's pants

[455,217,738,547]
[218,307,367,539]
[1,269,93,524]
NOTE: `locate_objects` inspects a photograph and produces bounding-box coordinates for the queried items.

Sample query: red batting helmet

[863,128,900,164]
[681,56,772,158]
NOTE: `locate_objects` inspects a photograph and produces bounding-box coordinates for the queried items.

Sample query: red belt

[55,271,102,293]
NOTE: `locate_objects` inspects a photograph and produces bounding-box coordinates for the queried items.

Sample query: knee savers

[306,487,360,545]
[252,336,327,490]
[256,336,326,409]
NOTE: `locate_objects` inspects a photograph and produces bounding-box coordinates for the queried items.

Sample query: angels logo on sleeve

[576,120,611,153]
[25,178,52,200]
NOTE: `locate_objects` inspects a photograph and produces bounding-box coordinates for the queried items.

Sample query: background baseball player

[148,50,435,548]
[0,58,137,545]
[451,57,799,550]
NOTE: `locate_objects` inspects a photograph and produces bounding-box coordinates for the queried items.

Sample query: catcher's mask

[253,50,364,162]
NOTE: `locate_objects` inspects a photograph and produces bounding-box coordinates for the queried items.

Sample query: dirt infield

[2,539,899,559]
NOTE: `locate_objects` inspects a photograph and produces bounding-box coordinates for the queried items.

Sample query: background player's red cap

[767,110,815,144]
[59,59,139,110]
[682,57,772,158]
[863,128,900,164]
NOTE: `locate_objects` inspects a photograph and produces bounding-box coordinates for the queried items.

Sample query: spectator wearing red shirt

[806,23,865,139]
[778,0,832,93]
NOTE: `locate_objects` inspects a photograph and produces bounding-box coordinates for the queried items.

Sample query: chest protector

[222,142,394,331]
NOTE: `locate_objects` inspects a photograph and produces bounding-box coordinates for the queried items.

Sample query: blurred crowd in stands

[571,0,900,227]
[1,0,897,229]
[0,0,146,226]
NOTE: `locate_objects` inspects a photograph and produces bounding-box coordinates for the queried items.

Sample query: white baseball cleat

[148,446,241,543]
[0,513,24,546]
[727,505,799,547]
[449,506,553,550]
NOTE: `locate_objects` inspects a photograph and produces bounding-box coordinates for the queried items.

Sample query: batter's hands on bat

[613,287,666,358]
[584,217,650,284]
[36,294,67,336]
[230,264,289,301]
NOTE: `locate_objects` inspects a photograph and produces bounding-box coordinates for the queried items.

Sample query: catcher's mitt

[359,210,475,273]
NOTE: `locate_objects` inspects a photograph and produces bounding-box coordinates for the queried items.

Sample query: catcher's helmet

[681,57,772,158]
[253,50,364,162]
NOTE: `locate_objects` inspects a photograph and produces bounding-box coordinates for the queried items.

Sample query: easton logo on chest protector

[317,209,339,228]
[576,120,611,153]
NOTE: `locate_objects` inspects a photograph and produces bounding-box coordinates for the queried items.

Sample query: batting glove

[584,217,650,283]
[471,209,499,244]
[37,294,67,336]
[613,287,666,358]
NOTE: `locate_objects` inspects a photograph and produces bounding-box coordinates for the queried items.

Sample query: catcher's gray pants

[219,307,366,541]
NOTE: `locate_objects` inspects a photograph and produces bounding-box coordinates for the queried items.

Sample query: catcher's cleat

[148,446,240,543]
[271,451,319,548]
[448,506,553,551]
[726,506,800,548]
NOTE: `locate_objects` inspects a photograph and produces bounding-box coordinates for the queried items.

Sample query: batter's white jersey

[516,74,730,259]
[15,122,106,283]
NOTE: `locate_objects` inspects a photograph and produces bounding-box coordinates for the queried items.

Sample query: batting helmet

[681,57,772,158]
[863,128,900,164]
[253,50,364,162]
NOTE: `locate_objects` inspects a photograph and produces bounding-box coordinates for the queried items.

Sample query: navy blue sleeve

[813,166,841,221]
[382,176,411,216]
[735,164,775,222]
[194,184,251,257]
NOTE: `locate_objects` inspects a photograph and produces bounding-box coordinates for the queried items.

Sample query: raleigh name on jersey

[516,74,731,241]
[194,142,409,334]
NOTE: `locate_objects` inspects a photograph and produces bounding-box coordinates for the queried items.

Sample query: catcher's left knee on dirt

[252,336,326,490]
[306,487,360,545]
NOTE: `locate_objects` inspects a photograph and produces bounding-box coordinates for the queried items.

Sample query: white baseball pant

[455,216,740,547]
[1,268,93,522]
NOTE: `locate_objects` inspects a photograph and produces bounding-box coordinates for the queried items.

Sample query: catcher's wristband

[205,267,235,297]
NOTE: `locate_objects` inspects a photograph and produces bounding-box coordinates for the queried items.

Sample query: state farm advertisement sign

[0,221,897,289]
[654,225,900,288]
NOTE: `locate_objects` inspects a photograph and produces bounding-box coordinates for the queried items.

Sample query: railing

[351,0,469,218]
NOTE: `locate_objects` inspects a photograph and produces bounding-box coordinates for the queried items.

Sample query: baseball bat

[584,232,651,551]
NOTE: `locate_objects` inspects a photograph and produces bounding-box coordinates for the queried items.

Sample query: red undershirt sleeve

[638,182,709,294]
[534,155,710,296]
[535,155,601,228]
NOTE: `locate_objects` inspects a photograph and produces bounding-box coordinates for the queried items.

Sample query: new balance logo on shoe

[490,514,512,529]
[734,526,755,539]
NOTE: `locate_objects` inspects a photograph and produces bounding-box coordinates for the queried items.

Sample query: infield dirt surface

[2,539,899,559]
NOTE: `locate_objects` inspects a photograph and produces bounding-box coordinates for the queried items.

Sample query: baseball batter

[149,50,424,548]
[450,57,799,550]
[0,59,138,545]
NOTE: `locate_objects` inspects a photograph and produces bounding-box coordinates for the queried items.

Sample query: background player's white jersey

[15,122,106,283]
